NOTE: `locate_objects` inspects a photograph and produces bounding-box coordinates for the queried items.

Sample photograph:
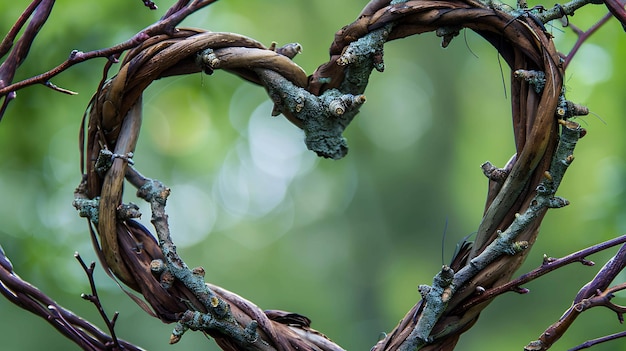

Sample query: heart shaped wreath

[72,0,588,350]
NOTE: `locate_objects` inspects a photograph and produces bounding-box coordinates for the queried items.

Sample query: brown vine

[72,0,575,350]
[77,28,332,351]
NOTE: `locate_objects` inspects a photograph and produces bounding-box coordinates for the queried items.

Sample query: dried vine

[2,0,626,350]
[71,0,575,349]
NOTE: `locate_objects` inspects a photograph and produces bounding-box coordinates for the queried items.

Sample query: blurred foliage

[1,0,626,350]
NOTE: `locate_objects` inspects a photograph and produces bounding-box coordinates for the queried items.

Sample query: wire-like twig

[0,0,43,58]
[0,0,54,121]
[569,330,626,351]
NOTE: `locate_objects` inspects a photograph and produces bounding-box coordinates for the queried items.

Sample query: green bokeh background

[1,0,626,350]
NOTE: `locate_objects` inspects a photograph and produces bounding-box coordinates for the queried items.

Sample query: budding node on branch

[150,259,165,273]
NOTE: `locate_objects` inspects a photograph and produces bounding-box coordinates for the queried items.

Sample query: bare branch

[0,0,219,120]
[525,243,626,350]
[569,330,626,350]
[602,0,626,30]
[0,246,144,351]
[75,253,122,350]
[0,0,54,121]
[563,12,614,69]
[460,234,626,311]
[0,0,42,57]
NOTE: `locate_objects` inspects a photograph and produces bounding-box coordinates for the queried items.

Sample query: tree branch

[0,245,144,351]
[0,0,219,120]
[459,233,626,311]
[2,0,623,350]
[525,243,626,350]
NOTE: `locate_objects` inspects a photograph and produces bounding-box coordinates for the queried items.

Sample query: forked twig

[459,234,626,311]
[0,246,143,350]
[525,243,626,350]
[0,0,219,120]
[75,253,122,350]
[563,12,614,69]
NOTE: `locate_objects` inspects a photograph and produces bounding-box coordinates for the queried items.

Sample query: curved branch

[0,245,144,351]
[0,0,219,120]
[460,233,626,311]
[525,242,626,350]
[0,0,616,350]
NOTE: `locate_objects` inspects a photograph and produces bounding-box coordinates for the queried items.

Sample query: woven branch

[73,0,574,350]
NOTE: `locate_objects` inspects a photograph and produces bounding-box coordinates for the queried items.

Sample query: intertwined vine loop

[75,0,570,350]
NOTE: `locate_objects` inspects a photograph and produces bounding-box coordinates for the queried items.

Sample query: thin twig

[459,234,626,312]
[534,0,595,24]
[0,0,54,121]
[569,330,626,350]
[75,253,122,350]
[0,0,53,74]
[0,0,219,98]
[0,246,144,350]
[525,243,626,350]
[0,0,43,58]
[563,12,613,69]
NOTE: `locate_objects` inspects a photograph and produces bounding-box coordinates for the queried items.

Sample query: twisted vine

[71,0,574,349]
[0,0,620,350]
[66,0,601,349]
